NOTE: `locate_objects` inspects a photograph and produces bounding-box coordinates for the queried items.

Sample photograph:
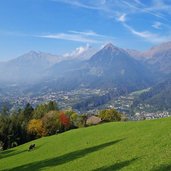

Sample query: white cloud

[152,21,162,29]
[63,44,98,60]
[52,0,105,10]
[39,33,100,43]
[123,23,171,43]
[51,0,171,44]
[38,30,115,44]
[133,0,145,6]
[39,33,99,43]
[63,44,90,57]
[117,13,127,22]
[52,0,169,22]
[122,0,166,20]
[148,0,171,14]
[69,30,99,36]
[123,23,155,38]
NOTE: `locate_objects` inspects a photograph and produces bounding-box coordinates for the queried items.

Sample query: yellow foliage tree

[27,119,45,137]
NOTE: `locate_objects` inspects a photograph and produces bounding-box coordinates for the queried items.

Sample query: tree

[15,108,31,144]
[0,115,11,150]
[78,114,88,127]
[1,104,9,116]
[33,104,48,119]
[27,119,45,138]
[99,109,122,122]
[33,101,59,119]
[23,103,34,121]
[0,114,22,150]
[47,101,59,111]
[65,109,78,128]
[42,111,60,135]
[59,112,70,131]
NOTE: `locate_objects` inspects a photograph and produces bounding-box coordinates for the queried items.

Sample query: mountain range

[23,43,156,93]
[0,45,97,84]
[0,41,171,110]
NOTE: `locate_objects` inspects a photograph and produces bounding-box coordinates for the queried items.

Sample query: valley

[0,42,171,119]
[1,86,170,120]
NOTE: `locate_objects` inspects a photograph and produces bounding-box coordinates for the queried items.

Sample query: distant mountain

[144,42,171,74]
[0,51,61,84]
[125,42,171,82]
[127,42,171,74]
[133,77,171,111]
[126,49,144,60]
[9,51,60,67]
[30,43,154,93]
[1,42,171,112]
[45,59,85,80]
[86,43,154,89]
[143,41,171,57]
[1,41,171,94]
[0,47,98,84]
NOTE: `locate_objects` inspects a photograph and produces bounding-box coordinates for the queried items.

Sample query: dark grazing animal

[28,144,35,151]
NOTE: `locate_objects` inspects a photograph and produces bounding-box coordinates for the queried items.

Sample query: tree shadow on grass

[0,149,14,155]
[151,164,171,171]
[0,149,28,160]
[2,138,125,171]
[0,144,44,160]
[92,157,138,171]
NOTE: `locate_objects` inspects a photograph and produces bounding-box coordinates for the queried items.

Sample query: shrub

[42,111,60,135]
[27,119,45,138]
[99,109,122,122]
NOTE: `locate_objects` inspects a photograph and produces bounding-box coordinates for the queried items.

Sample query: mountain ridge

[0,42,170,91]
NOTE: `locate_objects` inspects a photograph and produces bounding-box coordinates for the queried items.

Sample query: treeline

[0,101,124,150]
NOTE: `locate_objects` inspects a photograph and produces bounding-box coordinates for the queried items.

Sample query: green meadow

[1,117,171,171]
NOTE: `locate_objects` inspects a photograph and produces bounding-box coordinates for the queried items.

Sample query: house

[86,115,102,125]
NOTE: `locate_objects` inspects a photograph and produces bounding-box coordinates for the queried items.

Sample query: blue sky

[0,0,171,60]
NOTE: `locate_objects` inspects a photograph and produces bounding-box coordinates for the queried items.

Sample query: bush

[99,109,122,122]
[42,111,60,135]
[27,119,45,138]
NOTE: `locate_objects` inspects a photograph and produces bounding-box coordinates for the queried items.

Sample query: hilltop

[1,118,171,171]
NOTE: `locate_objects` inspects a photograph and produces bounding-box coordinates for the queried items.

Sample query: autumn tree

[27,119,45,138]
[42,111,60,135]
[59,111,70,131]
[65,109,78,128]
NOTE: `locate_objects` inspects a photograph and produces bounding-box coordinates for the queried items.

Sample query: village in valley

[1,87,170,121]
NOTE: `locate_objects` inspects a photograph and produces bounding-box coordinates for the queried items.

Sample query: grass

[130,87,151,96]
[1,117,171,171]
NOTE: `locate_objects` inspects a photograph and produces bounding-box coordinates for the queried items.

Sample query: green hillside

[1,118,171,171]
[133,78,171,111]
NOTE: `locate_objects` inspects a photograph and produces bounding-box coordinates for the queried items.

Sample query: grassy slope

[1,118,171,171]
[130,87,151,96]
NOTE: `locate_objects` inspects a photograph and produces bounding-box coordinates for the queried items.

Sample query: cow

[28,144,35,151]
